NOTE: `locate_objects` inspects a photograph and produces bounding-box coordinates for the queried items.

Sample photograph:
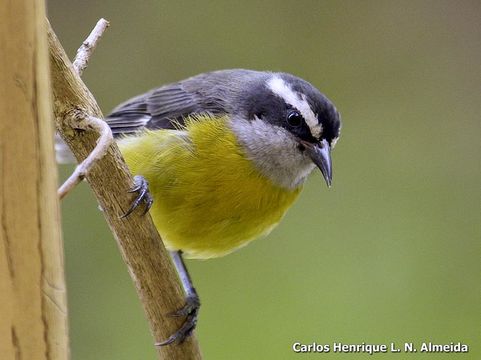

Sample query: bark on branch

[47,19,202,359]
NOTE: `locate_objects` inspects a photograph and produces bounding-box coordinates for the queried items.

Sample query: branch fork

[57,19,112,199]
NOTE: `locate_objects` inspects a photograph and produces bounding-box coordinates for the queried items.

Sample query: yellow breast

[118,115,302,259]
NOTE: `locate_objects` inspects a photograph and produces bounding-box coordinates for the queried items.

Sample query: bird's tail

[55,134,76,164]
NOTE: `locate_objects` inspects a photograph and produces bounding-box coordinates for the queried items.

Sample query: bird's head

[231,72,341,189]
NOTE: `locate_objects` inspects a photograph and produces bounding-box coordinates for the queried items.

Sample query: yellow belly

[118,116,301,259]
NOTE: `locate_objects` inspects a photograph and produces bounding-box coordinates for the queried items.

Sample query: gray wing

[105,69,263,136]
[106,82,203,136]
[57,70,267,162]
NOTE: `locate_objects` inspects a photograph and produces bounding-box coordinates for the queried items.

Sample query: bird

[60,69,341,345]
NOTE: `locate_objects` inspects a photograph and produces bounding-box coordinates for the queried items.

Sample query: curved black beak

[302,139,332,187]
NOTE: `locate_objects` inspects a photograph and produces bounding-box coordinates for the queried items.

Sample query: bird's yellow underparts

[118,115,302,259]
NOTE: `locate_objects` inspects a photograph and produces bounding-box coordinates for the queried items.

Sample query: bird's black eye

[287,110,303,127]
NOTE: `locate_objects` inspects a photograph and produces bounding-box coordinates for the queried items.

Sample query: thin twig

[72,18,109,76]
[58,114,113,199]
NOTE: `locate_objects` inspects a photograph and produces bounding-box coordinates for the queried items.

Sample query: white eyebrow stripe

[267,76,322,138]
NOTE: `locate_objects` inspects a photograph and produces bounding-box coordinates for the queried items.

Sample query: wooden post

[0,1,69,360]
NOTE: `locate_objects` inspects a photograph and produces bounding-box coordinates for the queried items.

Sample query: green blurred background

[48,1,480,359]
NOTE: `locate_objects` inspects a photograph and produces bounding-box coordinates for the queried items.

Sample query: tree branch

[48,19,202,359]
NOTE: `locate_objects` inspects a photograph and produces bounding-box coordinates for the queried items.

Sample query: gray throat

[230,116,316,189]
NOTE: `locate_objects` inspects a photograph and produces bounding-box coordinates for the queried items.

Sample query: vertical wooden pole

[0,1,69,359]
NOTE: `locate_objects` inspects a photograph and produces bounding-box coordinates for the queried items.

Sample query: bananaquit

[72,69,341,344]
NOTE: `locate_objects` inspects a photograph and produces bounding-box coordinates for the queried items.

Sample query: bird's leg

[155,250,200,346]
[120,175,153,218]
[121,177,199,345]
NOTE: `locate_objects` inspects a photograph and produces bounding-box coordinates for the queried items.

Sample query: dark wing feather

[145,84,202,130]
[105,82,203,136]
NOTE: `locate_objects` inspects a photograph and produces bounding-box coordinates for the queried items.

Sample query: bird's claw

[155,295,200,346]
[120,175,153,218]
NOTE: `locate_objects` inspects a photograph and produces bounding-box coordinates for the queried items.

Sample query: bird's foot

[155,294,200,346]
[121,175,153,218]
